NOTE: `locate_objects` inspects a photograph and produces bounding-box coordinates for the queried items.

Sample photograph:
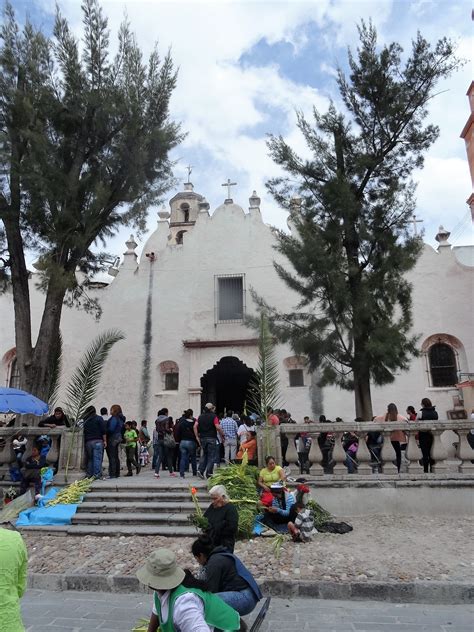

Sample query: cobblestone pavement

[22,514,474,584]
[22,590,474,631]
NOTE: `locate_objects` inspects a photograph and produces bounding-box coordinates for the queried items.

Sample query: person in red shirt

[267,406,280,426]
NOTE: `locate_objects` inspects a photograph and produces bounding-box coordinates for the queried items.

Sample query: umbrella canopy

[0,387,49,416]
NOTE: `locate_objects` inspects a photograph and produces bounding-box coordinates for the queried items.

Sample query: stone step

[71,511,191,526]
[77,501,204,513]
[85,491,200,502]
[19,524,198,536]
[70,524,198,536]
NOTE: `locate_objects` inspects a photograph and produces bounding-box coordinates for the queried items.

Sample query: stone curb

[27,573,473,604]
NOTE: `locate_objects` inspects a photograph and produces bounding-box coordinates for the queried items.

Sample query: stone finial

[289,196,302,214]
[435,225,451,249]
[124,235,138,254]
[249,190,260,210]
[184,182,194,192]
[198,197,210,212]
[158,205,170,221]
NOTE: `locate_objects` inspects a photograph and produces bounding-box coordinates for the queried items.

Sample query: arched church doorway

[201,356,254,415]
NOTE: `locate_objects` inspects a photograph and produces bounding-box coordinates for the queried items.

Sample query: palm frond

[63,329,125,423]
[48,331,63,409]
[63,329,125,481]
[247,313,283,420]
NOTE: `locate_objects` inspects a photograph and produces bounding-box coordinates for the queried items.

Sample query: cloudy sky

[11,0,474,259]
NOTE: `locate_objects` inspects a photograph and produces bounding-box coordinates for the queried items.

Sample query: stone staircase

[18,470,210,536]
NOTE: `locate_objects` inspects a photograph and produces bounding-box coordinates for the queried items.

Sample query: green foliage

[64,329,125,424]
[0,0,183,398]
[188,462,260,539]
[63,329,124,479]
[306,499,332,529]
[263,22,461,418]
[246,312,282,420]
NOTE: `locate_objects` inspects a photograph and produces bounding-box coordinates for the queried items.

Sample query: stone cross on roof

[222,178,237,202]
[186,164,193,184]
[407,214,423,235]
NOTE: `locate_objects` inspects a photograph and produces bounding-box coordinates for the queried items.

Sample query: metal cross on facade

[408,214,423,235]
[221,178,237,200]
[186,165,193,183]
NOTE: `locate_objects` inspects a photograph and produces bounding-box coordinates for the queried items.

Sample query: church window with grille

[216,275,245,322]
[428,343,457,387]
[165,372,179,391]
[289,369,304,387]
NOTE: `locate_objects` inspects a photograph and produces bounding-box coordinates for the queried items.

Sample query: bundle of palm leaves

[189,456,260,539]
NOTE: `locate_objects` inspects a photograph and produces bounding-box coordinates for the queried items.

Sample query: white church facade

[1,181,473,422]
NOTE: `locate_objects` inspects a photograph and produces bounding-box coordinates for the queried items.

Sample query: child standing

[288,501,317,542]
[124,421,140,476]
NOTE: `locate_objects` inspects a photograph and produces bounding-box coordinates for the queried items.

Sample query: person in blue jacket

[106,404,125,478]
[191,534,261,616]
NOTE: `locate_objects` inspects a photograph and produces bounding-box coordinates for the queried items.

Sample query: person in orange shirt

[236,431,257,461]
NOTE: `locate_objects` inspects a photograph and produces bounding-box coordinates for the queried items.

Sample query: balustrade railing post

[380,431,397,474]
[455,429,474,474]
[284,430,299,472]
[332,431,347,475]
[406,431,422,474]
[430,428,448,474]
[309,435,324,476]
[355,432,372,475]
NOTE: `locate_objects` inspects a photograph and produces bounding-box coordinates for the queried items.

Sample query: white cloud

[26,0,474,259]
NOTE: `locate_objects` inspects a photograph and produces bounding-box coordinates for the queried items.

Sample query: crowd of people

[78,402,259,481]
[276,399,443,474]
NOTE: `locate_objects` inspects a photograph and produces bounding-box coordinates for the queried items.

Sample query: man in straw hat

[136,548,243,631]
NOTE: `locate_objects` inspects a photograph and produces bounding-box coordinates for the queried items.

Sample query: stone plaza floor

[21,590,474,631]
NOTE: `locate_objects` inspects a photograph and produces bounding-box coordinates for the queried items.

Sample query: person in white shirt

[136,548,241,632]
[237,415,256,445]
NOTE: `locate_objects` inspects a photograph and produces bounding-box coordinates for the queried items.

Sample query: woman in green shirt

[0,525,28,632]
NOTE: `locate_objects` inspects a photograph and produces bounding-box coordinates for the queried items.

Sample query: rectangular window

[216,275,245,322]
[165,373,179,391]
[289,369,304,387]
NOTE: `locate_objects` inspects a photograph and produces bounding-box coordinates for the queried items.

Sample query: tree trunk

[2,217,33,390]
[26,281,67,402]
[353,363,373,421]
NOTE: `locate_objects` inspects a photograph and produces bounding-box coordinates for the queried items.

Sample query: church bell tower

[169,180,208,244]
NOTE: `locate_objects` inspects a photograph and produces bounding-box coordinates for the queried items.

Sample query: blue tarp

[15,488,79,526]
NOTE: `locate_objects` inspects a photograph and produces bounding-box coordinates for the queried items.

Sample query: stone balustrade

[0,427,81,480]
[257,420,474,476]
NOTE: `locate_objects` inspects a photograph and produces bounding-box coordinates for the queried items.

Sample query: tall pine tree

[0,0,183,401]
[264,23,460,419]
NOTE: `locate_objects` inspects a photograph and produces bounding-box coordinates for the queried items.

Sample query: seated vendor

[258,455,286,492]
[260,482,295,532]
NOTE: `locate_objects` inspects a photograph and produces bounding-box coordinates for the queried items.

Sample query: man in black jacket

[83,406,107,478]
[196,403,224,479]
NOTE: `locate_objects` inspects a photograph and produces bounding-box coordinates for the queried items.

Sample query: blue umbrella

[0,387,49,416]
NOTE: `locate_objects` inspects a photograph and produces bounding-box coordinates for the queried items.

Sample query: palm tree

[63,329,125,479]
[247,313,282,456]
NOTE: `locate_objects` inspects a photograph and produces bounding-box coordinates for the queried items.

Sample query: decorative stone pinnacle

[124,234,137,254]
[249,190,260,209]
[435,225,451,245]
[184,182,194,192]
[158,205,170,221]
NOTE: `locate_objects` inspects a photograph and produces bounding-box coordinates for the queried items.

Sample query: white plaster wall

[1,187,473,424]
